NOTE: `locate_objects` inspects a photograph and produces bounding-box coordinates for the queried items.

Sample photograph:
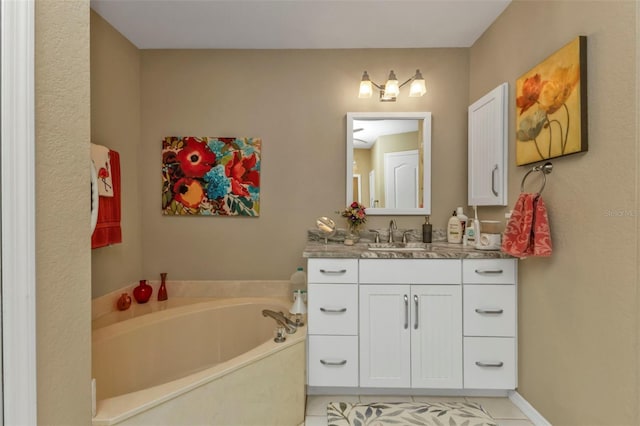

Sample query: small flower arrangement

[340,202,367,231]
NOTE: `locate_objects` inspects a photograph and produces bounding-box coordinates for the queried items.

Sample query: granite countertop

[303,229,513,259]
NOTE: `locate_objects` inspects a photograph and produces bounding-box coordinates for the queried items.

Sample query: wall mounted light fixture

[358,69,426,102]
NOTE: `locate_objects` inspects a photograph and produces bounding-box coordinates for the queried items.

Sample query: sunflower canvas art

[515,36,588,166]
[162,137,261,216]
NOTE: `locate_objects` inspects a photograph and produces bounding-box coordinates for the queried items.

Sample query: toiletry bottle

[456,207,468,245]
[422,216,432,243]
[290,267,306,300]
[466,219,477,245]
[447,210,462,243]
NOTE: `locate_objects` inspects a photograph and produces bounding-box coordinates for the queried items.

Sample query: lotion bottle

[447,210,462,243]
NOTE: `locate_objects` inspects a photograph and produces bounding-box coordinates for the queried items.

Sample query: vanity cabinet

[359,259,462,388]
[305,255,517,392]
[468,83,508,206]
[462,259,517,389]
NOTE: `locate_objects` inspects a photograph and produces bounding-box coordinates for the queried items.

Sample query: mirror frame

[346,112,432,215]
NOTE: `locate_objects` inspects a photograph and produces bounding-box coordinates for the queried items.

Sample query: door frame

[1,0,38,424]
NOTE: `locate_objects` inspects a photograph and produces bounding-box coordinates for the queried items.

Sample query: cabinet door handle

[475,308,504,314]
[404,295,409,329]
[320,307,347,313]
[475,361,504,368]
[320,359,347,366]
[475,269,504,274]
[414,294,419,330]
[491,164,499,197]
[319,269,347,275]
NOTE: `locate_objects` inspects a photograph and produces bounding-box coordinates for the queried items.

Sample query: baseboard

[508,390,552,426]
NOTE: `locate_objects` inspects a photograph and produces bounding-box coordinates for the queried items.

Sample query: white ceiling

[90,0,511,49]
[353,119,418,148]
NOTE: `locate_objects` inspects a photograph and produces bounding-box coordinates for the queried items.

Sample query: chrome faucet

[388,220,397,243]
[262,309,297,334]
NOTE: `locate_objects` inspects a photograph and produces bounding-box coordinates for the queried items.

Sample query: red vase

[133,279,153,304]
[158,272,168,301]
[116,293,132,311]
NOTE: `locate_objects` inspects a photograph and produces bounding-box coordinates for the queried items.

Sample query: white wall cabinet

[306,256,517,393]
[468,82,508,206]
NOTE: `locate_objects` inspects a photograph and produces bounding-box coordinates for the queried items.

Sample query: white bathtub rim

[92,326,306,425]
[92,296,290,342]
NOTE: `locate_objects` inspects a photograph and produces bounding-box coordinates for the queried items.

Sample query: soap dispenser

[422,216,432,243]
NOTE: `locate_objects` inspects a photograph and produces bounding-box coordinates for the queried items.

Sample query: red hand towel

[92,150,122,249]
[501,193,552,258]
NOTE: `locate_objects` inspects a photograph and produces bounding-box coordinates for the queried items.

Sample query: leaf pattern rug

[327,401,497,426]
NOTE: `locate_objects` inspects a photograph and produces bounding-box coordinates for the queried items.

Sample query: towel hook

[520,162,553,194]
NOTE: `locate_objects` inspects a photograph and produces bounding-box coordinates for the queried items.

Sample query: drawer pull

[475,308,504,314]
[320,307,347,313]
[475,361,504,368]
[475,269,504,274]
[320,359,347,366]
[319,269,347,275]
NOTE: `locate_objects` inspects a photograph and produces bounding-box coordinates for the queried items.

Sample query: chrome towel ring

[520,162,553,194]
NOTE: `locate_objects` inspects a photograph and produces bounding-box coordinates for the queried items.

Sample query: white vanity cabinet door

[359,284,463,389]
[462,259,516,284]
[468,82,508,206]
[464,337,516,389]
[308,258,358,283]
[307,283,358,335]
[308,335,359,387]
[464,285,516,337]
[411,285,463,388]
[359,284,411,388]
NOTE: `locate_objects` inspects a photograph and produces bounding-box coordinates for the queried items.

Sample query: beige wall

[139,49,469,280]
[35,0,92,424]
[470,1,638,424]
[90,11,143,297]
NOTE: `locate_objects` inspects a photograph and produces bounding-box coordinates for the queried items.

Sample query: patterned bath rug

[327,401,498,426]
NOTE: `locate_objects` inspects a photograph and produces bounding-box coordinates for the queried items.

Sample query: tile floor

[303,395,535,426]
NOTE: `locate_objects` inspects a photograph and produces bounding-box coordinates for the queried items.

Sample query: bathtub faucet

[262,309,297,334]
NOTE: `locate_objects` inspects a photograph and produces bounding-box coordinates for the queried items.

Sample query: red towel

[501,193,552,258]
[92,150,122,249]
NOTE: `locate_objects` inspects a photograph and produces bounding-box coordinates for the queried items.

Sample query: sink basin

[367,242,429,252]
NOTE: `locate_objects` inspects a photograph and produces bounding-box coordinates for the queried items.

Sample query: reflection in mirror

[347,112,431,215]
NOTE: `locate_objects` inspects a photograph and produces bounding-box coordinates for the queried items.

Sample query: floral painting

[162,137,261,216]
[516,36,588,166]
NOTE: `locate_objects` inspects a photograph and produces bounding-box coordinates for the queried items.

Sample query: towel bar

[520,162,553,194]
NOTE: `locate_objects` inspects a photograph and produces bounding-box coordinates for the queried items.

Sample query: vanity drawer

[359,259,461,284]
[308,283,358,335]
[464,285,516,337]
[308,335,359,387]
[462,259,516,284]
[308,259,358,283]
[464,337,516,389]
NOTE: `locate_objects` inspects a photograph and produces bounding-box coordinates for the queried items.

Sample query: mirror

[346,112,431,215]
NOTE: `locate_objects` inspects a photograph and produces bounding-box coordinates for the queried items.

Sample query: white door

[411,285,463,388]
[368,170,376,207]
[384,150,418,209]
[359,285,411,388]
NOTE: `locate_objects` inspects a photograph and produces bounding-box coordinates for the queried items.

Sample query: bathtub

[92,297,306,426]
